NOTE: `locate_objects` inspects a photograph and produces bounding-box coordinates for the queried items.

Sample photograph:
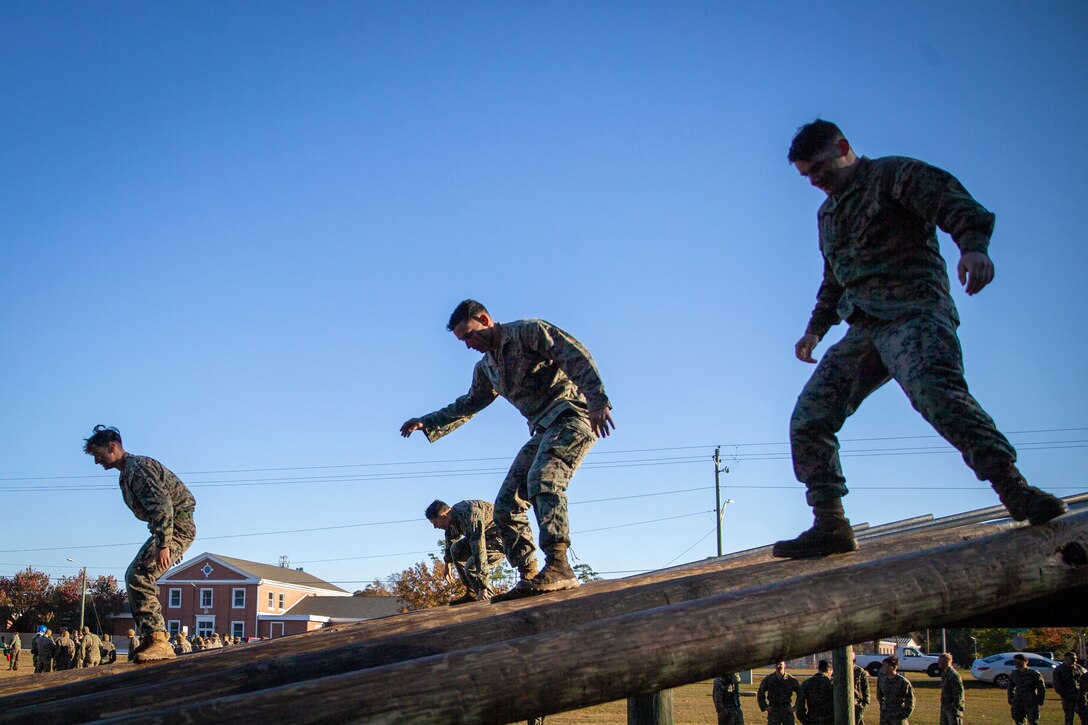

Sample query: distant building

[112,552,402,640]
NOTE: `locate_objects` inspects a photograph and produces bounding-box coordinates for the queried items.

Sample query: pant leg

[875,313,1016,480]
[790,320,891,505]
[494,435,541,570]
[855,706,865,725]
[1063,698,1077,725]
[526,414,596,551]
[125,518,196,636]
[940,710,963,725]
[448,537,481,593]
[1011,704,1026,725]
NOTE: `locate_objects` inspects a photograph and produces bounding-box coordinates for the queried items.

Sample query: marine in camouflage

[797,671,834,725]
[1008,666,1046,725]
[877,671,914,724]
[854,664,871,725]
[792,155,1017,508]
[758,669,802,725]
[713,673,745,725]
[443,499,509,596]
[939,663,964,725]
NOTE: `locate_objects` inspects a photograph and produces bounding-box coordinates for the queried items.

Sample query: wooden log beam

[88,511,1088,725]
[0,518,1019,722]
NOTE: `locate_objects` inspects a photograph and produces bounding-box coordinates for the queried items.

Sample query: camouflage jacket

[443,499,499,573]
[713,673,743,712]
[805,156,995,339]
[797,672,834,723]
[53,635,75,662]
[940,667,964,713]
[1008,667,1046,706]
[31,634,54,658]
[1054,662,1084,700]
[421,319,610,440]
[119,454,196,548]
[758,671,801,711]
[853,664,870,707]
[877,673,914,719]
[78,633,101,662]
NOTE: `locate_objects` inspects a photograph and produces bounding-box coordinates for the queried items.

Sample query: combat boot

[990,465,1067,525]
[133,631,176,664]
[527,543,580,593]
[448,592,477,606]
[489,561,542,603]
[771,498,857,559]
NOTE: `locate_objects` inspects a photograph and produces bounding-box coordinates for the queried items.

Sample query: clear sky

[2,2,1086,590]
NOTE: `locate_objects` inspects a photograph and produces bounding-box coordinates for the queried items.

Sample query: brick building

[115,552,401,640]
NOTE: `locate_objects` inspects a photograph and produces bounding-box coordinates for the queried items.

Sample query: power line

[662,525,719,567]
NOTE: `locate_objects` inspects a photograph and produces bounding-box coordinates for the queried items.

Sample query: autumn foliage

[0,567,126,632]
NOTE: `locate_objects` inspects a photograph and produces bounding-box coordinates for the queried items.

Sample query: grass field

[0,663,1072,723]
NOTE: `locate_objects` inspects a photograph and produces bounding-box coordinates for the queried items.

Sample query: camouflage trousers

[449,534,507,595]
[791,312,1017,506]
[718,708,744,725]
[494,412,596,566]
[855,706,866,725]
[126,515,196,637]
[939,708,963,725]
[765,707,794,725]
[1011,704,1039,725]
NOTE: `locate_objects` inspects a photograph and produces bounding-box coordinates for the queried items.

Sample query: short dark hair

[787,119,845,163]
[1013,654,1028,662]
[883,655,899,666]
[817,659,831,672]
[447,299,488,332]
[424,499,450,520]
[83,425,122,453]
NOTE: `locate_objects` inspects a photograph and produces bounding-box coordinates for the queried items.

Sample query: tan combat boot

[133,630,176,663]
[771,498,858,559]
[527,543,579,593]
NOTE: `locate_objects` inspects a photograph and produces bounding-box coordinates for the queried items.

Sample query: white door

[196,617,215,638]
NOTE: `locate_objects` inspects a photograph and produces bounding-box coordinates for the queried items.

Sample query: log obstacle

[1,500,1085,724]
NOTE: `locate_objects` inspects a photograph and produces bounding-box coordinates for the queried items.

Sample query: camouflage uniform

[127,633,140,661]
[420,319,610,567]
[31,632,54,673]
[8,633,20,670]
[1076,670,1088,725]
[175,635,192,654]
[443,500,507,597]
[877,672,914,725]
[854,664,871,725]
[53,632,75,671]
[713,673,745,725]
[792,156,1017,507]
[1055,661,1084,725]
[940,665,964,725]
[1009,666,1046,725]
[118,454,197,638]
[757,671,801,725]
[99,636,117,664]
[78,631,102,667]
[797,672,834,725]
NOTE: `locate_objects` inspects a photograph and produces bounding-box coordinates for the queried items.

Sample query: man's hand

[400,418,425,437]
[156,547,172,572]
[475,589,492,602]
[589,408,616,438]
[795,333,820,363]
[957,251,994,295]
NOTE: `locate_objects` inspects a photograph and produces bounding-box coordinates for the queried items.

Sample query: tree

[573,563,601,583]
[0,568,53,631]
[1026,627,1078,655]
[0,567,126,633]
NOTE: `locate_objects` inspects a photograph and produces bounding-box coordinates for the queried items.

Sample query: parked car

[856,645,942,677]
[970,652,1060,688]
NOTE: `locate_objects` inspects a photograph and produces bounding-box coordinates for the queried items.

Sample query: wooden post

[832,645,854,725]
[46,511,1088,725]
[0,518,1021,720]
[627,689,674,725]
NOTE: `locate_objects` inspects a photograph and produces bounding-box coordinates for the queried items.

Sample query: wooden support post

[832,645,854,725]
[69,512,1088,725]
[627,689,674,725]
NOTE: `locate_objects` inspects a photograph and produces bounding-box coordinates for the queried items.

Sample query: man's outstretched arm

[401,361,498,442]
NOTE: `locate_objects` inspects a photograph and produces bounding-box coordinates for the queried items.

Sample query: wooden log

[86,511,1088,725]
[0,518,1018,722]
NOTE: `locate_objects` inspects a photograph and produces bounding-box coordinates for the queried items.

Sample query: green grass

[546,669,1070,724]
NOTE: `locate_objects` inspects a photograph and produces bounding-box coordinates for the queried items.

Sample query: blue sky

[1,2,1085,589]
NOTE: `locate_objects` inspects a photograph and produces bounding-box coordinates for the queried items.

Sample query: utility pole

[67,557,88,632]
[713,447,734,557]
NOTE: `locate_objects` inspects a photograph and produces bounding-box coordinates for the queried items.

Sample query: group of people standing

[23,626,115,673]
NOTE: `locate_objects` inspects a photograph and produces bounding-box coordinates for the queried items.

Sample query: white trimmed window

[278,593,285,611]
[168,588,182,608]
[231,621,245,640]
[196,617,215,638]
[200,588,213,608]
[267,591,274,611]
[167,620,181,635]
[232,588,246,608]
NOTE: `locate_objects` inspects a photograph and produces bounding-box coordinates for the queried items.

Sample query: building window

[200,588,213,608]
[267,591,274,611]
[231,621,245,640]
[232,588,246,608]
[168,588,182,608]
[167,620,181,635]
[278,593,285,610]
[196,617,215,638]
